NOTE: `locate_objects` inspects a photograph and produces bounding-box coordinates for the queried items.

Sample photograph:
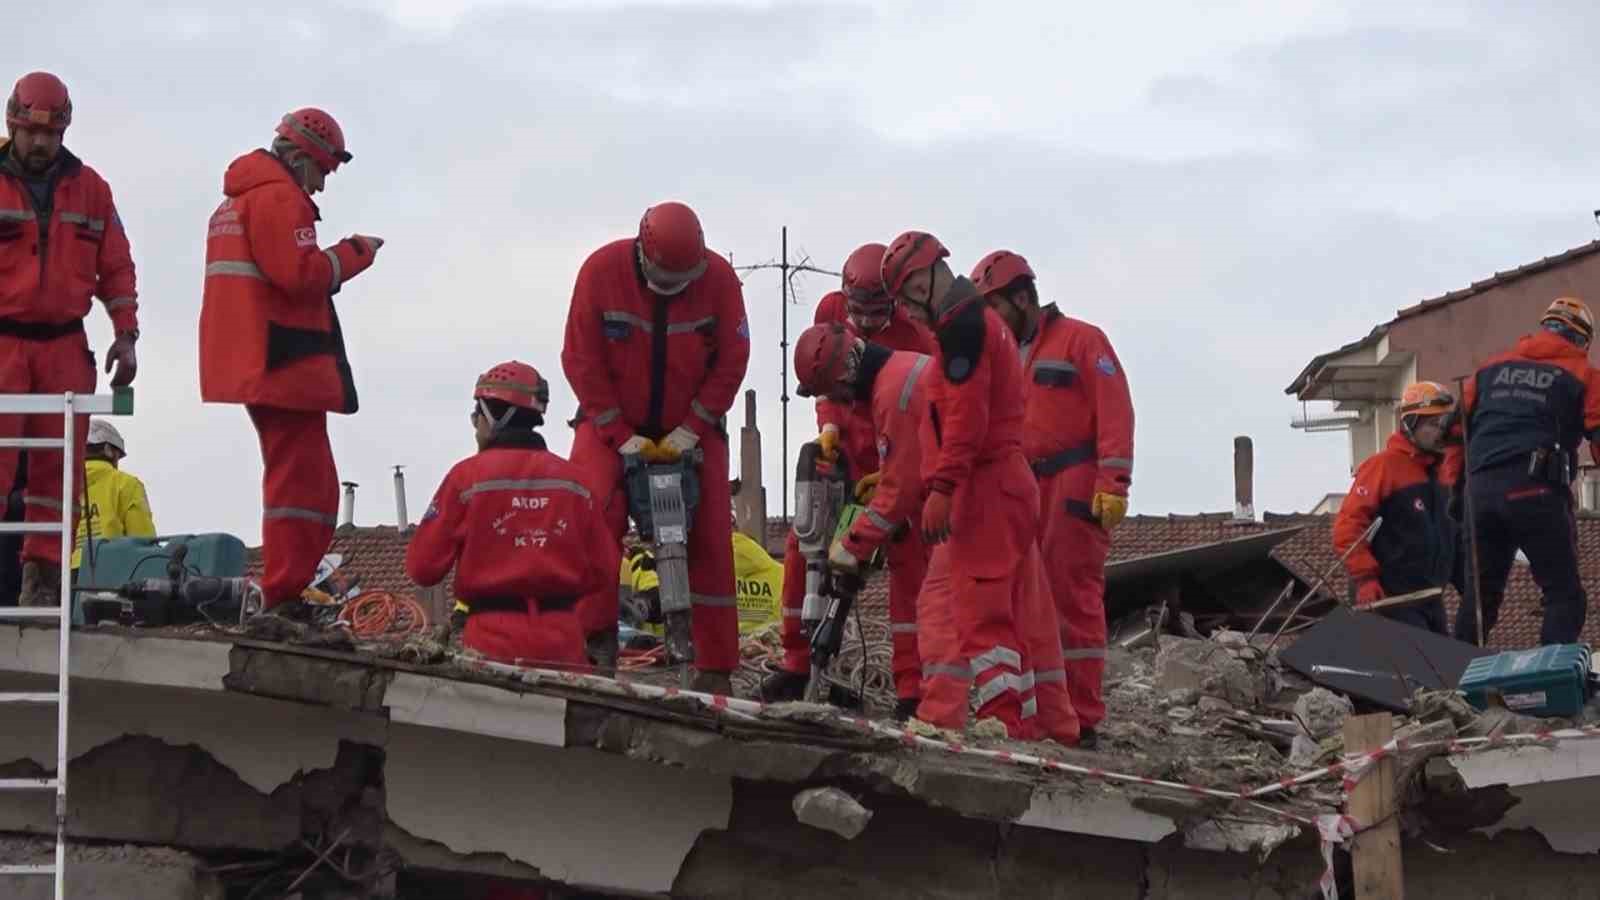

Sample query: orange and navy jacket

[841,350,932,559]
[1021,304,1134,499]
[1454,330,1600,478]
[562,239,750,446]
[0,144,137,331]
[405,431,618,607]
[812,290,935,476]
[920,278,1027,496]
[1334,431,1459,596]
[199,150,375,414]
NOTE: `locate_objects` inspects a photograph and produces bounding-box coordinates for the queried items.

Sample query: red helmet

[276,108,352,173]
[637,201,708,293]
[793,322,855,398]
[474,361,549,414]
[841,242,892,315]
[881,231,949,296]
[6,72,71,132]
[970,250,1035,297]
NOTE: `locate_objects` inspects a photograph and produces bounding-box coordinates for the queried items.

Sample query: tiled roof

[1113,512,1600,651]
[246,525,450,603]
[1393,240,1600,322]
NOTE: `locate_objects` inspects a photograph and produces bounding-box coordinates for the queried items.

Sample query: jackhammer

[623,447,703,674]
[79,543,262,627]
[803,502,880,703]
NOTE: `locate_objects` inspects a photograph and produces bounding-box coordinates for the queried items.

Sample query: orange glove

[1091,492,1128,530]
[854,472,882,503]
[921,490,952,545]
[818,426,841,462]
[1355,578,1384,609]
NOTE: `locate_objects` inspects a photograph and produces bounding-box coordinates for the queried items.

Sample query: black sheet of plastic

[1278,606,1495,711]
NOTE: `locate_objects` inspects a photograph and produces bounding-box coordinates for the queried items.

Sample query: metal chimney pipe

[393,465,409,530]
[1233,436,1255,522]
[340,481,358,528]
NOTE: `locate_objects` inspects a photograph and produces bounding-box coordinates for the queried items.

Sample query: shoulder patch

[737,317,750,340]
[421,500,440,522]
[936,300,986,385]
[294,226,317,248]
[1096,354,1117,376]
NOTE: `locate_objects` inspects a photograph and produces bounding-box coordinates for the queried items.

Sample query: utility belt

[1030,440,1097,478]
[1526,445,1572,487]
[466,595,579,615]
[0,317,84,341]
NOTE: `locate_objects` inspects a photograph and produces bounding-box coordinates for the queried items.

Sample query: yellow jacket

[620,532,784,635]
[72,460,156,569]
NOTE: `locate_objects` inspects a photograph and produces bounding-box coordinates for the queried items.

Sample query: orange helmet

[6,72,71,132]
[793,322,855,398]
[970,250,1035,298]
[276,108,351,173]
[1542,296,1594,345]
[474,361,549,414]
[637,201,707,294]
[880,230,949,296]
[1398,381,1455,419]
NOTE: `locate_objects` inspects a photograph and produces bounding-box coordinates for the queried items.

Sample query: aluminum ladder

[0,388,133,900]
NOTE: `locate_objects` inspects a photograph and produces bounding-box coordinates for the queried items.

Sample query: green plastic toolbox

[1458,644,1593,717]
[74,534,248,625]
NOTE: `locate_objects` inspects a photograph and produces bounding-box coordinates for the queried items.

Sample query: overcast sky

[18,0,1600,544]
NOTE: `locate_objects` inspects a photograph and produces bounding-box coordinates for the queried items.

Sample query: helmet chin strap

[477,398,516,435]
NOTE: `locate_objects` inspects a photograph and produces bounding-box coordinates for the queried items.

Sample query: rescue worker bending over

[0,72,140,607]
[406,363,616,668]
[880,231,1079,744]
[974,250,1133,748]
[765,243,935,715]
[72,419,156,573]
[1333,382,1461,634]
[562,202,750,695]
[1451,297,1600,646]
[199,107,383,620]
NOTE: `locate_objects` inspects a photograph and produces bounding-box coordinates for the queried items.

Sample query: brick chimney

[1233,436,1255,523]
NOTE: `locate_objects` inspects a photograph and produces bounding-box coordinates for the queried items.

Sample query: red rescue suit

[198,150,376,606]
[562,239,750,672]
[0,144,137,566]
[920,281,1078,743]
[406,432,616,667]
[779,295,935,698]
[1020,304,1134,732]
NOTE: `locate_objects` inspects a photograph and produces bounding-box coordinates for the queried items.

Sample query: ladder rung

[0,778,58,791]
[0,607,65,619]
[0,523,61,534]
[0,864,56,875]
[0,438,64,449]
[0,692,58,704]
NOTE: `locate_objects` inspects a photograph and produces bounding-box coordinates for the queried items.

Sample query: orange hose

[336,590,430,640]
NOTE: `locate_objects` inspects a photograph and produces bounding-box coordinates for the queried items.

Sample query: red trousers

[465,606,588,669]
[1018,543,1081,744]
[248,405,339,609]
[570,422,739,672]
[779,527,926,700]
[1039,470,1110,730]
[0,330,94,566]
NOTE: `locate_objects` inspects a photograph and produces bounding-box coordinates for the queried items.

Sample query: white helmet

[87,419,126,456]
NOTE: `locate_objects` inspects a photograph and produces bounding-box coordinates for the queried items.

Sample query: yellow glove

[818,427,840,462]
[828,537,861,574]
[1091,492,1128,531]
[854,471,882,503]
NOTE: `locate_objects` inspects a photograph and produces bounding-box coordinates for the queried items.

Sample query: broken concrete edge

[15,623,1591,855]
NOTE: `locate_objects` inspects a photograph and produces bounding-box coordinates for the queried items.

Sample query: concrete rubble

[792,787,873,840]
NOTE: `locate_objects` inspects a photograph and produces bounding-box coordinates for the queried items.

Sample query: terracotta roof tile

[1393,240,1600,322]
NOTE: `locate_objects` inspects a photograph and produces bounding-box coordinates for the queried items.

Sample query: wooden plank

[1359,587,1443,613]
[1344,712,1404,899]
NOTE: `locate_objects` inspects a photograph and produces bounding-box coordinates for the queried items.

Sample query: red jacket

[812,291,935,475]
[0,144,137,331]
[562,239,750,446]
[1021,305,1135,498]
[406,433,616,605]
[198,150,375,414]
[922,281,1027,496]
[1335,431,1459,595]
[841,351,932,558]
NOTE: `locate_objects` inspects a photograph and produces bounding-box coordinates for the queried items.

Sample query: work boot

[688,669,734,697]
[1078,727,1099,751]
[20,561,61,608]
[759,669,808,703]
[587,628,620,678]
[242,598,314,642]
[893,697,921,723]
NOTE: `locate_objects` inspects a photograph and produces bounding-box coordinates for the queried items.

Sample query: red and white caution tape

[1316,814,1358,899]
